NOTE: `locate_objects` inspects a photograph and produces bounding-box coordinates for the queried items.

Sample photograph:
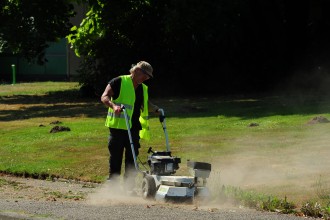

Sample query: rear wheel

[141,175,156,199]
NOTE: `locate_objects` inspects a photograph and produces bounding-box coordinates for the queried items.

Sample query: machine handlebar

[158,108,165,122]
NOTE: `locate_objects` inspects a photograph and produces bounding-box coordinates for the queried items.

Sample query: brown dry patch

[0,174,97,202]
[306,116,330,125]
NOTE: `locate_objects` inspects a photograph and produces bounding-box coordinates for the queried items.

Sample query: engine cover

[148,151,181,175]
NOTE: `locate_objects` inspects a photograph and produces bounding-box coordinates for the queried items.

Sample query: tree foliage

[68,0,156,93]
[2,0,330,95]
[0,0,76,64]
[67,0,105,58]
[68,0,330,95]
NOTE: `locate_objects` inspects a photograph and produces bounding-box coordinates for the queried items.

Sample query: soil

[306,115,330,124]
[0,174,97,202]
[0,174,308,220]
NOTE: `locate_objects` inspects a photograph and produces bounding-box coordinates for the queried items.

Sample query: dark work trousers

[108,128,140,190]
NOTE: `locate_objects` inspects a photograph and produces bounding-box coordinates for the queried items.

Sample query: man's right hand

[113,104,122,114]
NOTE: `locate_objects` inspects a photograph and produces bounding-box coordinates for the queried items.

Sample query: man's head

[130,61,153,78]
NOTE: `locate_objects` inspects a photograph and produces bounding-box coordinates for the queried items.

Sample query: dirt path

[0,175,311,220]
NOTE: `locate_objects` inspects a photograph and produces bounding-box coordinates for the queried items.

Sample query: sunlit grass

[0,81,80,96]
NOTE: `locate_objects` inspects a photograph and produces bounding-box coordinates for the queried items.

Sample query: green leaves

[67,1,105,57]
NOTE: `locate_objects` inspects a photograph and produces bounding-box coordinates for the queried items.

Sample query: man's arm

[101,84,121,114]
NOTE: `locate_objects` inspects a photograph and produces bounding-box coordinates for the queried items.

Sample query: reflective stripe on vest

[107,112,131,120]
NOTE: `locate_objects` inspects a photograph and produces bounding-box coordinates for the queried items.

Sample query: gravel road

[0,175,312,220]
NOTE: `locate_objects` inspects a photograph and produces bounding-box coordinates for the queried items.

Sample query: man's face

[135,68,150,84]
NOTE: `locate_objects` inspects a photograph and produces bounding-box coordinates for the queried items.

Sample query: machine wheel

[141,175,156,199]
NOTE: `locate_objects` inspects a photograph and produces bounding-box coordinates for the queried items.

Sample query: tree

[68,0,254,95]
[68,0,157,94]
[68,0,330,95]
[2,0,330,94]
[0,0,76,64]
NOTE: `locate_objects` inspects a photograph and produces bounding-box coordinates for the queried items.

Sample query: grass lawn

[1,81,330,207]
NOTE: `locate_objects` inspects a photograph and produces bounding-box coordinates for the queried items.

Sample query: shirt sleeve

[109,77,121,100]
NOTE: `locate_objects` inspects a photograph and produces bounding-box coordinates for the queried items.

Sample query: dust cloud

[86,177,149,206]
[87,117,330,206]
[207,123,330,203]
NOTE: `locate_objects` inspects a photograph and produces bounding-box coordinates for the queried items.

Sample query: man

[101,61,159,192]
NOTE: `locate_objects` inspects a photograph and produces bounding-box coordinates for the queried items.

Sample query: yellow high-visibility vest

[105,75,150,140]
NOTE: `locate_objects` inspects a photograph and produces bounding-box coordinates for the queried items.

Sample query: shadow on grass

[2,90,330,121]
[0,89,106,121]
[155,95,330,120]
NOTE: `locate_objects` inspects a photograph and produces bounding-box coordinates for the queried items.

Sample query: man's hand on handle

[113,104,122,114]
